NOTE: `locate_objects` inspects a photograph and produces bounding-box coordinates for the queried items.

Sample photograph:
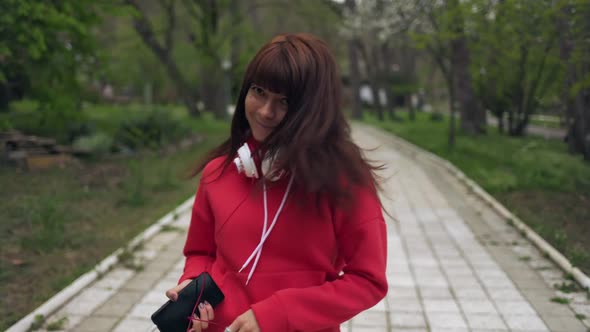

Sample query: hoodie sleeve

[251,186,388,331]
[178,174,216,284]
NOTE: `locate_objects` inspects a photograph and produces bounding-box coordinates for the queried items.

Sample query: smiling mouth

[256,121,275,130]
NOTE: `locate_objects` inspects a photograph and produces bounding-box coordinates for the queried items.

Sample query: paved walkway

[27,124,589,332]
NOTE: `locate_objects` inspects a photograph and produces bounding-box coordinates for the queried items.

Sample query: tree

[125,0,201,116]
[471,0,561,136]
[560,0,590,160]
[343,0,419,121]
[447,0,486,135]
[0,0,102,112]
[344,0,363,120]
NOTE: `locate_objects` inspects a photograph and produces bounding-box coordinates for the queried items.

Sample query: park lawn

[0,108,229,330]
[364,111,590,276]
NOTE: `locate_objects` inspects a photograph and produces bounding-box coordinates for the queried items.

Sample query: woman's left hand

[226,309,260,332]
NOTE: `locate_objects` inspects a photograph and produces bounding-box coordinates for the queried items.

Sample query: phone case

[150,272,224,332]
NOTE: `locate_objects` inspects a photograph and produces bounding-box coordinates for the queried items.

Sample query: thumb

[165,279,192,301]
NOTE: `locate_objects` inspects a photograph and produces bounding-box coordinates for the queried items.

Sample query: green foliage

[20,196,68,253]
[72,132,114,156]
[470,0,562,123]
[0,100,88,143]
[364,111,590,194]
[0,1,104,111]
[550,296,570,304]
[113,108,192,150]
[28,314,45,332]
[554,281,581,293]
[119,160,147,207]
[46,317,68,331]
[153,163,180,191]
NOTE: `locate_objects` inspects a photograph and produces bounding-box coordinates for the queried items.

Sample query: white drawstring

[239,173,295,284]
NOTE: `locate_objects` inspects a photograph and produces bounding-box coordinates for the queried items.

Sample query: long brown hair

[190,33,383,205]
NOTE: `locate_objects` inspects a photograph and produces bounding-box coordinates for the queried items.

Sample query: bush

[430,112,444,122]
[72,132,114,156]
[3,99,89,144]
[113,108,191,151]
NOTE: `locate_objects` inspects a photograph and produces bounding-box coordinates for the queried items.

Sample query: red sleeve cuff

[178,256,213,284]
[251,294,289,331]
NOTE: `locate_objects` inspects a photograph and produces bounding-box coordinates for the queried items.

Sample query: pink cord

[185,275,222,331]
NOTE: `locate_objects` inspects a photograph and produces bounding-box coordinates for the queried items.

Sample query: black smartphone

[151,272,224,332]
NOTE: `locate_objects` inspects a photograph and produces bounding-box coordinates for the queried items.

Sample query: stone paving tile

[503,315,549,331]
[111,317,153,332]
[91,268,135,290]
[42,314,85,332]
[389,312,427,328]
[351,310,388,327]
[495,300,538,316]
[28,125,590,332]
[389,299,424,313]
[419,287,453,299]
[457,299,499,315]
[453,286,489,300]
[542,314,588,332]
[71,316,120,332]
[94,289,143,313]
[464,313,508,330]
[422,299,461,313]
[59,287,116,316]
[388,286,419,299]
[425,312,468,329]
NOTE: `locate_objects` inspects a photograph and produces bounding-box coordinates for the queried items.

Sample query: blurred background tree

[1,0,588,157]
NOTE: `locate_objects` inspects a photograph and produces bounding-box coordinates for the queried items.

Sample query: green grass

[0,105,229,330]
[550,296,571,304]
[363,111,590,276]
[530,116,564,129]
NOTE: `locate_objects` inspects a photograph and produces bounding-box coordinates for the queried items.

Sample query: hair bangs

[248,45,302,103]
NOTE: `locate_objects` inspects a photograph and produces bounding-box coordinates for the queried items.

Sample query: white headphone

[233,143,260,178]
[233,143,283,181]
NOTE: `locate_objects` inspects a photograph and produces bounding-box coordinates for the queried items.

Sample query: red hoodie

[179,150,388,331]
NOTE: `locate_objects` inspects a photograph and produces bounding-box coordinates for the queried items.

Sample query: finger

[204,301,214,321]
[227,319,241,332]
[198,302,209,329]
[165,279,192,301]
[191,314,202,332]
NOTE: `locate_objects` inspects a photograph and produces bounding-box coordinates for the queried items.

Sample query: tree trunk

[560,4,590,160]
[200,66,226,119]
[381,44,397,120]
[451,36,484,134]
[126,0,200,117]
[348,40,363,119]
[407,94,416,121]
[448,77,456,148]
[448,0,485,135]
[359,42,384,121]
[346,0,363,120]
[498,111,504,133]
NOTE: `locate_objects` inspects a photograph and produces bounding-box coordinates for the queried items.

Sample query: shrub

[72,132,114,157]
[113,108,191,151]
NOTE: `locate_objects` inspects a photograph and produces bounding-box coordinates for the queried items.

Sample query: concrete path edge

[6,197,195,332]
[362,123,590,291]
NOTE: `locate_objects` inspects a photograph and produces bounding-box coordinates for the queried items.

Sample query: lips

[256,120,275,130]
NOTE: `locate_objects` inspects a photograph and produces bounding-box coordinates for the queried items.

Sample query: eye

[251,85,265,96]
[280,98,288,107]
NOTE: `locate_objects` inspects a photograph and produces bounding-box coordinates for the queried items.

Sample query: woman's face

[245,84,288,141]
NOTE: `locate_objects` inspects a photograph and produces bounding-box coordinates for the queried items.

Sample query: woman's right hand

[165,279,215,332]
[165,279,192,301]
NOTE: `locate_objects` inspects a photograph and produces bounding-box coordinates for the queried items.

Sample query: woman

[165,33,388,332]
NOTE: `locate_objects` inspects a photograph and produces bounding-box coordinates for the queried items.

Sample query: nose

[259,100,276,120]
